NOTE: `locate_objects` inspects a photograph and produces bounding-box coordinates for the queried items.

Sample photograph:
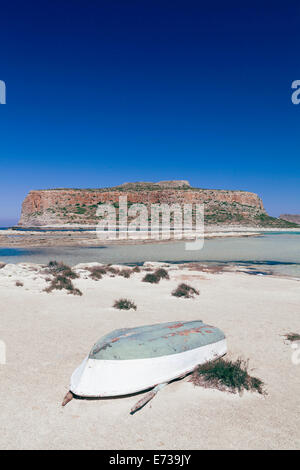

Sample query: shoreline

[10,224,300,231]
[2,224,300,249]
[1,230,299,279]
[0,258,299,282]
[0,228,263,249]
[0,225,300,249]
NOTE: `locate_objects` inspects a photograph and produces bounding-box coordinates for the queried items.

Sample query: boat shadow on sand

[68,373,193,415]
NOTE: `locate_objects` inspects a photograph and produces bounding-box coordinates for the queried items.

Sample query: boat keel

[130,383,167,415]
[62,391,74,407]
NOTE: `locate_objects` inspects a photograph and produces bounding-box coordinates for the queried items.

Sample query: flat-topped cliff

[18,181,297,227]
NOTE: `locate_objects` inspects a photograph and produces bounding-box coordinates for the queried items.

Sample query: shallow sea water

[0,232,299,277]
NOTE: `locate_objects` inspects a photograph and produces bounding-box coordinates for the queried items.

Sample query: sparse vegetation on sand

[44,260,82,295]
[87,265,133,280]
[45,260,78,279]
[142,268,170,284]
[105,265,120,275]
[44,274,82,296]
[285,333,300,342]
[172,283,199,298]
[118,269,132,278]
[15,281,23,287]
[87,266,107,280]
[113,298,137,310]
[190,358,265,395]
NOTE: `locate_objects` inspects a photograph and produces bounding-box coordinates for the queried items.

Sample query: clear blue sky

[0,0,299,225]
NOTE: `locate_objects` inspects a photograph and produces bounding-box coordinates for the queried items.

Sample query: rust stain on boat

[168,322,185,329]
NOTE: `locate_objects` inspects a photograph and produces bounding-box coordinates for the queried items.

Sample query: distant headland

[18,180,298,228]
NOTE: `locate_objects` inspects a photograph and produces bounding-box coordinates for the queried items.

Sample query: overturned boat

[63,320,226,411]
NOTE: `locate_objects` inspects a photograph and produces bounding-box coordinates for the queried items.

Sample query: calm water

[0,232,300,277]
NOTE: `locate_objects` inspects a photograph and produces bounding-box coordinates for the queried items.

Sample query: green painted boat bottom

[89,320,226,361]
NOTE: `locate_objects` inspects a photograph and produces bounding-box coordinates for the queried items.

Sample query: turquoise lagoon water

[0,232,300,277]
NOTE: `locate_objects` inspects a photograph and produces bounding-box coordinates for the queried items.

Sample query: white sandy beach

[0,262,299,450]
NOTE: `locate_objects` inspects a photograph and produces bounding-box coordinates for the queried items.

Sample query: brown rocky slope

[18,181,298,227]
[280,214,300,225]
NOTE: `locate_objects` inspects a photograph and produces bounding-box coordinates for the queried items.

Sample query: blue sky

[0,0,299,225]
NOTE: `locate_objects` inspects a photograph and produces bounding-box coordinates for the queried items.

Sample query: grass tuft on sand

[285,332,300,342]
[190,358,265,395]
[113,298,137,310]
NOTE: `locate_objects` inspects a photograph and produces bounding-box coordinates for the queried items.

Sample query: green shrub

[190,358,265,395]
[76,207,86,214]
[285,333,300,342]
[113,298,137,310]
[172,283,199,298]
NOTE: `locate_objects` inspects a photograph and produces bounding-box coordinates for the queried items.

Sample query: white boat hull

[70,338,227,397]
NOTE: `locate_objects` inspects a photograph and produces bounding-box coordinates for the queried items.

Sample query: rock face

[18,180,275,227]
[280,214,300,224]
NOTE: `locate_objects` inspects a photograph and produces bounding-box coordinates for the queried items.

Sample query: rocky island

[18,180,297,228]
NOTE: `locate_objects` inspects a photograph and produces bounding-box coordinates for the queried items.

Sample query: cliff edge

[18,180,297,228]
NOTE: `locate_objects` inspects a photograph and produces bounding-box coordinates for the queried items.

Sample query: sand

[0,262,299,450]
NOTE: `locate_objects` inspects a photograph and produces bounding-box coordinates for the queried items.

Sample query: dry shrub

[87,266,106,280]
[154,268,169,280]
[106,265,120,275]
[113,298,137,310]
[46,260,78,279]
[142,273,160,284]
[142,268,170,284]
[118,269,132,278]
[44,275,82,296]
[172,283,199,298]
